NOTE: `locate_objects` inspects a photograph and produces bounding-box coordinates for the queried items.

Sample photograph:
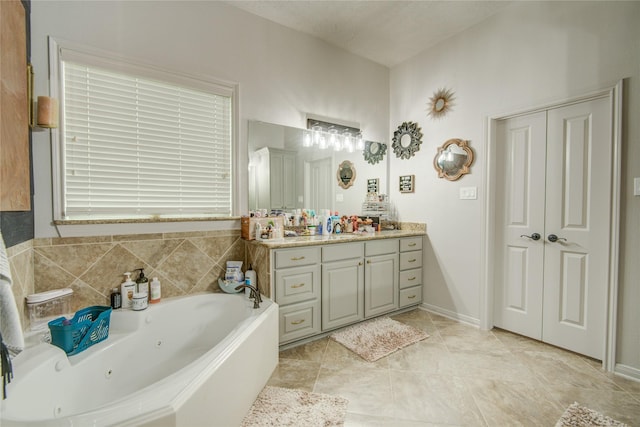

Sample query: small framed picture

[367,178,379,194]
[399,175,415,193]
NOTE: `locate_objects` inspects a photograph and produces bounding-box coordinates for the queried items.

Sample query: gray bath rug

[241,386,349,427]
[555,402,628,427]
[330,316,429,362]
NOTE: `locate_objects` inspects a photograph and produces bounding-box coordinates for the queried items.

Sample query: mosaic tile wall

[7,230,247,332]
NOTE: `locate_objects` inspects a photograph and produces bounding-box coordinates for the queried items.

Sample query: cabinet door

[364,252,399,317]
[322,258,364,330]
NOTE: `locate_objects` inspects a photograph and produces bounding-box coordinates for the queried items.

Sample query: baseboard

[614,363,640,382]
[420,303,480,328]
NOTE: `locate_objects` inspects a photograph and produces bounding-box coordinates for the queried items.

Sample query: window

[51,41,237,221]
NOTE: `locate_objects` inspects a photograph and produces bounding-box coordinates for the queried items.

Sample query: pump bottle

[120,272,136,309]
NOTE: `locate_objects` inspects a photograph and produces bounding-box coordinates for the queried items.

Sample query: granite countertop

[248,223,426,249]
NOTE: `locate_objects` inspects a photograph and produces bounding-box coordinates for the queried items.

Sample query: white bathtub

[0,293,279,426]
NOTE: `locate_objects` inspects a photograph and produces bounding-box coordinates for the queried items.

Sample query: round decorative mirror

[433,138,474,181]
[392,121,423,159]
[428,88,455,119]
[337,160,356,189]
[363,141,387,165]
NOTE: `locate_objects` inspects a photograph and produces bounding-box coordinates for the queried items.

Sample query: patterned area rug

[330,316,429,362]
[555,402,628,427]
[241,386,349,427]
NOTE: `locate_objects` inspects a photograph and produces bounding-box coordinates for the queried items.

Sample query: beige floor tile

[345,412,451,426]
[386,341,451,374]
[389,371,487,425]
[279,337,329,363]
[266,357,320,392]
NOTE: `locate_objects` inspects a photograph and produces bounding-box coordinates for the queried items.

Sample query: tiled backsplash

[7,230,246,332]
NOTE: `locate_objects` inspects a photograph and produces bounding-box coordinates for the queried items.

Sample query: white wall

[30,1,389,237]
[390,2,640,371]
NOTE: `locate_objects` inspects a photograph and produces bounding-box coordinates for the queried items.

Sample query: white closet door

[494,111,547,339]
[494,96,612,360]
[542,97,611,359]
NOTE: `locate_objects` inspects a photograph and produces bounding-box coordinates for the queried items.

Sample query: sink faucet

[234,284,262,308]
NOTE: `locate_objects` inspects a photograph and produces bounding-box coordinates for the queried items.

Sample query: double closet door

[493,96,612,360]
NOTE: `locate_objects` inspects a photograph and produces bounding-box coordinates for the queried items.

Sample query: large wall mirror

[248,120,388,215]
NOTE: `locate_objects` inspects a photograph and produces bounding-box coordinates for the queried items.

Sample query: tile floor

[266,309,640,426]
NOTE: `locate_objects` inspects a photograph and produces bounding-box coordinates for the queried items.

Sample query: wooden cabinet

[321,243,364,330]
[399,237,423,308]
[274,247,321,343]
[364,239,399,317]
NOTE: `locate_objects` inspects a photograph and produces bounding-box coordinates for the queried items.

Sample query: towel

[0,231,24,357]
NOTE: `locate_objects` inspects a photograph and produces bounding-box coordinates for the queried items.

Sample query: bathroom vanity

[247,227,425,345]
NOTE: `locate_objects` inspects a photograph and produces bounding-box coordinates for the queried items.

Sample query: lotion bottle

[150,277,161,304]
[121,272,136,309]
[245,265,257,298]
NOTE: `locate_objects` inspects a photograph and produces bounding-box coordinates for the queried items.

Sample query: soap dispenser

[134,268,149,296]
[121,272,136,309]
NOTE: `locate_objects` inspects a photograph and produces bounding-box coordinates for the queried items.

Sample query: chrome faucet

[234,284,262,308]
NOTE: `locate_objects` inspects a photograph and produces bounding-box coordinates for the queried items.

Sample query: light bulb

[328,128,339,150]
[303,131,312,147]
[355,133,364,150]
[312,125,323,146]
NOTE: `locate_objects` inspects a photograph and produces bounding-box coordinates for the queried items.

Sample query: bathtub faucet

[234,284,262,308]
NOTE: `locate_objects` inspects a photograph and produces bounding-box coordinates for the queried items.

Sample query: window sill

[53,216,241,226]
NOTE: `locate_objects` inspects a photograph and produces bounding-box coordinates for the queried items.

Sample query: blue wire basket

[48,306,112,356]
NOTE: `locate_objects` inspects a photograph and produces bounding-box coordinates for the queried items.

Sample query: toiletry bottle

[150,277,161,304]
[110,287,122,309]
[135,268,149,297]
[121,272,136,309]
[245,265,257,298]
[324,215,333,235]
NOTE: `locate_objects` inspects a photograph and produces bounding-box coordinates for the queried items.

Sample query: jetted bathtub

[0,293,278,426]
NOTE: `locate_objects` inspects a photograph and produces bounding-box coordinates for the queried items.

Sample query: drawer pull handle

[291,256,306,261]
[408,277,416,281]
[291,319,305,325]
[291,283,305,289]
[408,259,417,263]
[408,295,416,299]
[408,243,417,247]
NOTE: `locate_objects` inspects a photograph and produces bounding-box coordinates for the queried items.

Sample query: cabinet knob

[291,319,305,325]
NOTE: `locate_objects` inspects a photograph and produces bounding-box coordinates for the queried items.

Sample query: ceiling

[224,1,513,67]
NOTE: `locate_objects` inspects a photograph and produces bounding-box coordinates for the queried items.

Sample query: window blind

[61,60,232,219]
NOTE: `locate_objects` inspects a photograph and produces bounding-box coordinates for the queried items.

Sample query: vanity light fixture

[305,119,362,153]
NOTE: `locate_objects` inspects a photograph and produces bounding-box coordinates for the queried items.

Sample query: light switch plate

[460,187,477,200]
[634,177,640,196]
[336,193,344,202]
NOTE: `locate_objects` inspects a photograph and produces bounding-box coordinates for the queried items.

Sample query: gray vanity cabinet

[321,243,364,330]
[399,237,423,307]
[274,247,321,343]
[364,239,399,317]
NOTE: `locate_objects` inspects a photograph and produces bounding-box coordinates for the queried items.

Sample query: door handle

[547,234,567,243]
[520,233,541,241]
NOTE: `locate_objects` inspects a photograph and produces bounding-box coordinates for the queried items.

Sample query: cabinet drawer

[322,242,363,262]
[275,264,320,305]
[400,237,423,252]
[279,300,321,344]
[399,286,422,308]
[275,247,320,269]
[400,251,422,270]
[365,239,398,257]
[399,268,422,289]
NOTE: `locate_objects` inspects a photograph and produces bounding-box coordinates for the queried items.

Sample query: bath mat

[241,386,348,427]
[555,402,628,427]
[330,316,429,362]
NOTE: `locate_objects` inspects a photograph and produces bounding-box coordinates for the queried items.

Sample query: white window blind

[60,55,233,219]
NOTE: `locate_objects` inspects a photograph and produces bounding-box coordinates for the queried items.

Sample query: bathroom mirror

[337,160,356,189]
[248,120,389,214]
[391,121,423,159]
[433,138,474,181]
[363,141,386,165]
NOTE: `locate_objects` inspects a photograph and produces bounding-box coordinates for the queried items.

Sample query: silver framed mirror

[337,160,356,189]
[433,138,474,181]
[392,121,423,159]
[363,141,387,165]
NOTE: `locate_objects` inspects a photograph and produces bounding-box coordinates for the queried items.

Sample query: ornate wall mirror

[433,138,474,181]
[392,121,423,159]
[363,141,386,165]
[337,160,356,189]
[428,88,455,119]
